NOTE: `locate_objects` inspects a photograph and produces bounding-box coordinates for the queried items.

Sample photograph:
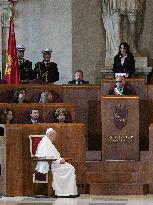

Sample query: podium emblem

[113,104,128,129]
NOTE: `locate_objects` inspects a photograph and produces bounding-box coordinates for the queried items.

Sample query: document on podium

[115,73,128,77]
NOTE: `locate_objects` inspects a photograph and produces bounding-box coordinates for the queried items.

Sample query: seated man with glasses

[109,76,135,95]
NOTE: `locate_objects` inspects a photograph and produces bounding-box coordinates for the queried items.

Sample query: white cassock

[35,135,78,196]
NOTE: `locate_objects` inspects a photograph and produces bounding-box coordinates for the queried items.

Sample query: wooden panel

[5,125,23,195]
[147,85,153,100]
[63,85,101,148]
[0,84,101,150]
[0,84,64,103]
[63,85,101,123]
[139,100,149,150]
[89,183,148,195]
[42,103,76,123]
[101,96,139,160]
[0,123,85,196]
[0,103,76,123]
[88,100,101,150]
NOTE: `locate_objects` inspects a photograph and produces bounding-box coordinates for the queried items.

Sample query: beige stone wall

[14,0,72,84]
[2,0,153,83]
[72,0,105,83]
[139,1,153,61]
[72,0,153,83]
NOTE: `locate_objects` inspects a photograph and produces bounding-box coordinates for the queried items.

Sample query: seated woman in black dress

[113,42,135,77]
[0,109,15,124]
[10,88,30,103]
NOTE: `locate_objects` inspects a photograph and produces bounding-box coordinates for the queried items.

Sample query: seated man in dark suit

[34,48,59,83]
[25,108,42,124]
[109,76,135,95]
[17,45,34,83]
[68,70,89,84]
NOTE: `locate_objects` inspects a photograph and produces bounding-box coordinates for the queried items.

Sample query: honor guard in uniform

[17,45,34,83]
[34,48,59,83]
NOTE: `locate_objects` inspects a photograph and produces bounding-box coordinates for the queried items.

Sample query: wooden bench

[0,103,76,123]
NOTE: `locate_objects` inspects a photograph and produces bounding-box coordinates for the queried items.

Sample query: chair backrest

[29,134,48,183]
[29,135,45,157]
[0,90,14,103]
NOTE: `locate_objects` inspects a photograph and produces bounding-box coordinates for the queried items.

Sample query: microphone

[76,79,81,84]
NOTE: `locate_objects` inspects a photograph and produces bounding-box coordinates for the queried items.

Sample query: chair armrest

[63,157,72,161]
[32,157,56,162]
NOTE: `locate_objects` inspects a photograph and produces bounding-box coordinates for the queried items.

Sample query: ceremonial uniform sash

[114,86,123,96]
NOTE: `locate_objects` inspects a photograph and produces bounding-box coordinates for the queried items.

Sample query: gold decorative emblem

[5,53,12,75]
[113,104,128,129]
[107,135,134,144]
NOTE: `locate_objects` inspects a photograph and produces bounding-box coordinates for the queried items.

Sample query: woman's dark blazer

[113,54,135,77]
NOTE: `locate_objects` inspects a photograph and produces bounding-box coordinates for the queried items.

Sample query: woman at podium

[113,42,135,78]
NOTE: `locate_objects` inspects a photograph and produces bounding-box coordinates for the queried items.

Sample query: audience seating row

[0,103,75,123]
[0,84,100,102]
[0,84,101,149]
[0,80,150,151]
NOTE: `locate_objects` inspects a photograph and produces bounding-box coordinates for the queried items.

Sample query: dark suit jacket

[113,54,135,77]
[109,85,136,95]
[68,79,89,84]
[19,59,34,83]
[34,61,59,83]
[24,119,42,124]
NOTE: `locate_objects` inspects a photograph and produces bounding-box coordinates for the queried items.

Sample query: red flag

[3,0,20,84]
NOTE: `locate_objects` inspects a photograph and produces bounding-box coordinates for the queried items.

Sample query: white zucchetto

[46,128,54,135]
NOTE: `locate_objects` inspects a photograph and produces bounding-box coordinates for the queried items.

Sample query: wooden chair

[29,135,55,197]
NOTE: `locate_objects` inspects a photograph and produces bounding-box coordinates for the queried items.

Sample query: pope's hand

[60,159,65,164]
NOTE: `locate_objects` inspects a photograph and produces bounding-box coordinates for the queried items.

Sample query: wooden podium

[101,96,139,161]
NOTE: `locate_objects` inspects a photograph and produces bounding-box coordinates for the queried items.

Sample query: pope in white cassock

[35,128,78,197]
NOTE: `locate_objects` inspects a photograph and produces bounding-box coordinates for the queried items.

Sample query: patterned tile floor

[0,194,153,205]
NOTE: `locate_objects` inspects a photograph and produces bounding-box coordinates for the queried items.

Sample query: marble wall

[72,0,105,83]
[2,0,153,83]
[139,1,153,60]
[14,0,72,84]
